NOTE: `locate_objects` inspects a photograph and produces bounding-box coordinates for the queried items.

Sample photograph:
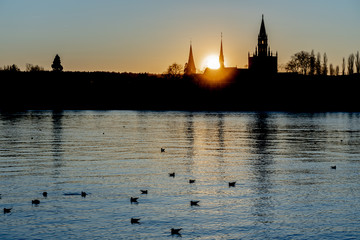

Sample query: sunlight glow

[203,55,220,69]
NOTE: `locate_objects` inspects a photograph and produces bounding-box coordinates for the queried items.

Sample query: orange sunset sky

[0,0,359,73]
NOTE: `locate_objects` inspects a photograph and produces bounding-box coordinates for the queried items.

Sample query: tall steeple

[219,33,225,69]
[257,14,268,57]
[185,41,196,75]
[248,15,278,74]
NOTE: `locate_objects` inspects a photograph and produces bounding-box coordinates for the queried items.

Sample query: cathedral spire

[257,15,268,56]
[259,14,267,38]
[219,33,225,69]
[185,41,196,75]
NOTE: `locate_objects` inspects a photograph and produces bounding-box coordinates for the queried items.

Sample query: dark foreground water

[1,111,360,239]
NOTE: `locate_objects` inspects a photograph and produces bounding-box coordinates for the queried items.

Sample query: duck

[130,197,139,203]
[228,181,236,187]
[140,190,148,194]
[3,208,12,213]
[189,179,195,184]
[81,192,87,197]
[131,218,140,224]
[190,200,200,206]
[171,228,182,235]
[161,148,165,152]
[42,192,48,197]
[32,199,40,205]
[169,172,175,177]
[331,165,336,169]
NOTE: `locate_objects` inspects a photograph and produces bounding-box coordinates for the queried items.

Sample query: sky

[0,0,359,73]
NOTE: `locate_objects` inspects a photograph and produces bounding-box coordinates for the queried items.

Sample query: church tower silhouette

[185,42,196,75]
[248,15,277,74]
[258,15,268,57]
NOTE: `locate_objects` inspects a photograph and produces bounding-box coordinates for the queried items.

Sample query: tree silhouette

[348,54,354,75]
[355,51,360,74]
[285,59,298,73]
[329,64,334,76]
[51,54,63,72]
[315,52,321,75]
[26,63,44,72]
[2,64,20,72]
[335,65,339,76]
[309,50,315,75]
[285,51,310,74]
[322,53,328,75]
[342,58,346,75]
[165,63,183,77]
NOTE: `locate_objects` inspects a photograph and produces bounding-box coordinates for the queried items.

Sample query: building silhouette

[202,34,237,80]
[219,33,225,69]
[185,42,196,75]
[248,15,278,74]
[186,15,277,78]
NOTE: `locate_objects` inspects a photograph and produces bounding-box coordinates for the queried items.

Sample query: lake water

[1,111,360,239]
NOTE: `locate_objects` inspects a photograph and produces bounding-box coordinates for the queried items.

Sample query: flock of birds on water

[127,148,239,236]
[2,147,338,237]
[1,147,241,237]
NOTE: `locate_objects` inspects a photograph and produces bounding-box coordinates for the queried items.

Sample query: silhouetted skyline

[0,0,359,73]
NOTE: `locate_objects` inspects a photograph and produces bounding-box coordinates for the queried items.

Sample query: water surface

[1,111,360,239]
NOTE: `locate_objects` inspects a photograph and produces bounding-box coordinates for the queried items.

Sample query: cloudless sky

[0,0,359,73]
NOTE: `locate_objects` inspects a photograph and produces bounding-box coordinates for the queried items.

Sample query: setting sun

[203,55,220,69]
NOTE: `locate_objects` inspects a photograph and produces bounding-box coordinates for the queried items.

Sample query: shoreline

[1,71,359,112]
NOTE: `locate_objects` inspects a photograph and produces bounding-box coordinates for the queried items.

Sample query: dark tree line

[0,54,63,72]
[286,50,360,76]
[0,64,21,72]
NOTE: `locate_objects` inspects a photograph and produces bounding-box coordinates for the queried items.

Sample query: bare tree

[165,63,183,78]
[355,51,360,74]
[322,53,328,75]
[342,58,346,75]
[348,54,355,75]
[26,63,44,72]
[335,65,339,76]
[285,51,310,74]
[285,59,299,73]
[315,52,321,75]
[329,64,334,76]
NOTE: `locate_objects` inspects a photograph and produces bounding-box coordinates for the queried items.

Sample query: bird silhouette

[189,179,195,184]
[331,166,336,169]
[3,208,12,213]
[131,218,140,224]
[190,200,200,206]
[161,148,165,152]
[140,190,148,194]
[228,182,236,187]
[130,197,139,203]
[42,192,48,197]
[169,172,175,177]
[171,228,182,235]
[81,192,87,197]
[32,199,40,205]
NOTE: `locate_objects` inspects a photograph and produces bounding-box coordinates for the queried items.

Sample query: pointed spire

[219,32,225,68]
[185,41,196,75]
[259,14,267,38]
[257,15,268,56]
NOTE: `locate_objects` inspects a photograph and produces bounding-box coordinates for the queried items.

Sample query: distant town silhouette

[0,16,359,112]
